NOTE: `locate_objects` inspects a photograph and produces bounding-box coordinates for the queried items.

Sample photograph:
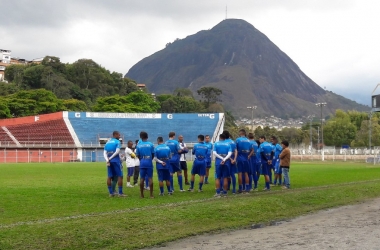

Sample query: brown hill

[126,19,368,117]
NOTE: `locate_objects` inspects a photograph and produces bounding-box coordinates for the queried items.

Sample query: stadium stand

[0,111,225,163]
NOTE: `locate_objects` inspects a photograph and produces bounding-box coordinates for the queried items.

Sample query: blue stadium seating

[68,112,223,162]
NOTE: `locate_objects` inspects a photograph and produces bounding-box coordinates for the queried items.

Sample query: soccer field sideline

[2,177,380,230]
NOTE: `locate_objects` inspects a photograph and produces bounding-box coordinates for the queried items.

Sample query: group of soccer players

[103,129,291,198]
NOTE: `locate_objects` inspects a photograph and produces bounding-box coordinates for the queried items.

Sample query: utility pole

[309,115,315,152]
[247,106,257,132]
[316,103,327,161]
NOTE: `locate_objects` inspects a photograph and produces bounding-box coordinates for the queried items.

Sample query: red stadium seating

[0,128,15,146]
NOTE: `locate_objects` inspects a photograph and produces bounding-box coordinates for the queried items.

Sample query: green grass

[1,161,380,249]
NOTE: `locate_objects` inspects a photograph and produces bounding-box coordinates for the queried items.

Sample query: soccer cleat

[263,188,271,191]
[187,188,194,192]
[144,187,150,191]
[213,193,221,198]
[159,193,164,196]
[204,181,209,184]
[253,188,258,192]
[282,186,289,190]
[237,190,243,194]
[168,192,173,195]
[198,189,203,192]
[179,189,186,192]
[118,193,127,197]
[127,184,134,188]
[109,194,115,197]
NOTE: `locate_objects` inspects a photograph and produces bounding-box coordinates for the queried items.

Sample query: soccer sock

[269,172,273,183]
[178,175,183,190]
[216,188,220,194]
[160,186,164,194]
[245,184,250,191]
[199,182,203,190]
[228,179,231,190]
[108,186,113,194]
[266,182,270,189]
[257,173,260,182]
[118,186,123,194]
[254,178,258,188]
[190,181,194,189]
[248,175,253,190]
[170,176,174,190]
[239,184,243,191]
[274,178,277,185]
[279,178,282,185]
[167,185,171,192]
[205,177,208,183]
[231,175,236,193]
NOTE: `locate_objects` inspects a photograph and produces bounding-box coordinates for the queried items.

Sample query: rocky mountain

[125,19,368,117]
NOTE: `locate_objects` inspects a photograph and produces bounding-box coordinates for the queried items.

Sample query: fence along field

[1,161,380,249]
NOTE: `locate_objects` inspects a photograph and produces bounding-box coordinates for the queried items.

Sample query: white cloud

[1,0,379,105]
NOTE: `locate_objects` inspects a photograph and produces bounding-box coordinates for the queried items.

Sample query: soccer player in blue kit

[271,136,283,186]
[188,135,209,192]
[235,129,252,193]
[259,135,274,191]
[213,133,232,197]
[136,131,155,198]
[248,133,259,191]
[223,130,237,194]
[165,132,184,192]
[153,137,172,196]
[204,135,213,184]
[103,131,126,197]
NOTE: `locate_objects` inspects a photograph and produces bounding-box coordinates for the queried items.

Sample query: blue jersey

[154,144,171,170]
[273,143,282,160]
[192,142,209,160]
[224,138,236,159]
[213,140,232,164]
[205,142,213,160]
[259,141,274,162]
[136,141,155,158]
[236,136,251,160]
[250,140,259,158]
[165,139,181,163]
[104,138,121,163]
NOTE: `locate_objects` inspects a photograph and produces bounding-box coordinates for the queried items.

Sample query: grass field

[1,161,380,250]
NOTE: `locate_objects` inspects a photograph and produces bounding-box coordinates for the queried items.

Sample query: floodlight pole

[247,106,257,132]
[309,115,315,152]
[316,103,327,161]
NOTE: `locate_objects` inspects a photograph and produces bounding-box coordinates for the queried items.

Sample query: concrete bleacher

[0,128,15,146]
[68,112,224,145]
[6,119,74,146]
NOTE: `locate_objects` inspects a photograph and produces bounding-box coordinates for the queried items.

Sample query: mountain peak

[126,19,367,117]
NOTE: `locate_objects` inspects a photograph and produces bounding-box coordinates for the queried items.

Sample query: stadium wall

[0,148,78,163]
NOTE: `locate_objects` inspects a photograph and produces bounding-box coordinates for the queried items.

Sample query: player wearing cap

[153,137,172,196]
[204,135,213,184]
[213,133,232,197]
[166,132,184,192]
[135,131,155,198]
[188,134,209,192]
[104,131,126,197]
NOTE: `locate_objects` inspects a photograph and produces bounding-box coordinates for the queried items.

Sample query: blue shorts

[169,162,181,173]
[140,168,153,179]
[191,160,206,176]
[127,167,134,177]
[274,159,282,174]
[216,163,230,179]
[229,161,237,175]
[237,159,250,173]
[157,169,171,182]
[261,162,271,176]
[206,159,212,168]
[107,162,123,178]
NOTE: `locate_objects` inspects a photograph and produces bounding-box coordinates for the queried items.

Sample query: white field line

[1,179,380,229]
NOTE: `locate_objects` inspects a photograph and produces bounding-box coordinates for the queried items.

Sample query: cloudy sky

[1,0,379,105]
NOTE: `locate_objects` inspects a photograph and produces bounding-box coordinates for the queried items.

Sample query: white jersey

[125,147,135,168]
[179,142,187,161]
[133,148,140,166]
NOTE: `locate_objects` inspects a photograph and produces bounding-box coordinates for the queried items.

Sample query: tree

[62,99,88,111]
[197,86,222,108]
[0,101,11,118]
[323,110,357,147]
[174,88,194,98]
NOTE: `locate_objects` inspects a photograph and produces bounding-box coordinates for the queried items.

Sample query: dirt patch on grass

[147,198,380,249]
